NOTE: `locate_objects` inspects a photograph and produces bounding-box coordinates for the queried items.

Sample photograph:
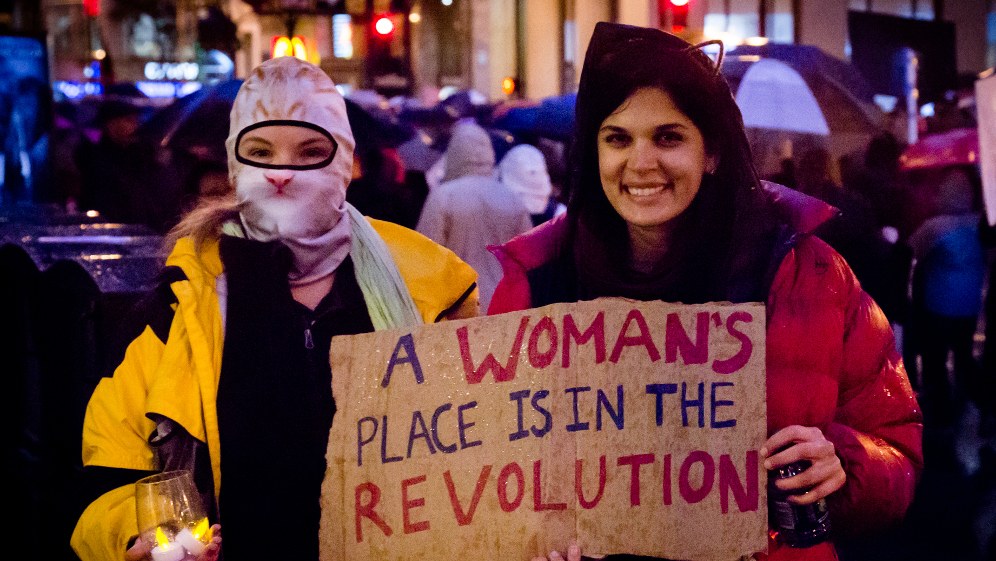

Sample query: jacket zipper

[304,321,315,349]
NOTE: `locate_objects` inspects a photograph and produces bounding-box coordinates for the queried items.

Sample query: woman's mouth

[625,183,668,197]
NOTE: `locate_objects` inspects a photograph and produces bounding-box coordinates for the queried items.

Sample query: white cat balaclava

[226,56,356,285]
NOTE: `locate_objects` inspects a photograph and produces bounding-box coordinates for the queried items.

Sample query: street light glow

[375,16,394,36]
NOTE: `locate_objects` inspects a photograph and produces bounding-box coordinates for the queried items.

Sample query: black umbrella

[137,79,243,165]
[139,81,417,166]
[345,98,416,151]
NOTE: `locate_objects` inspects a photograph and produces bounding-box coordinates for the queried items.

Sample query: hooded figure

[416,119,532,311]
[907,168,985,420]
[489,22,921,561]
[441,118,496,182]
[497,143,565,226]
[71,56,478,561]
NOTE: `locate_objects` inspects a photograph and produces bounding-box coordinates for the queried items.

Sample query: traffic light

[373,14,396,40]
[82,0,100,17]
[659,0,690,33]
[671,0,689,33]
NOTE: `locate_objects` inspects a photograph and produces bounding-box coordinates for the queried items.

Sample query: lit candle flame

[193,518,210,540]
[155,527,170,548]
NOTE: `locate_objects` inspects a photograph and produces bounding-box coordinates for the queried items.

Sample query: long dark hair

[565,22,775,303]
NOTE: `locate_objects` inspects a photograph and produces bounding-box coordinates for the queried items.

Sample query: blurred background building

[15,0,992,103]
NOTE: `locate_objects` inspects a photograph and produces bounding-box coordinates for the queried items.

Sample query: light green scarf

[345,204,423,330]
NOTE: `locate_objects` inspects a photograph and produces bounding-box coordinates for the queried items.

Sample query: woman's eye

[248,147,272,159]
[602,133,630,147]
[302,147,331,160]
[655,132,683,146]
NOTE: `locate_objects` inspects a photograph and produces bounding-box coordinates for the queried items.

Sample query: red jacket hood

[490,180,838,273]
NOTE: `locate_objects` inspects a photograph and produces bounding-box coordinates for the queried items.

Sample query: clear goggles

[235,119,338,171]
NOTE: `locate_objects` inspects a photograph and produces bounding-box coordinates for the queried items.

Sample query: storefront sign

[320,298,768,561]
[143,61,199,81]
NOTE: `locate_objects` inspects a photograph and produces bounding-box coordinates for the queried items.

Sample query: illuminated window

[704,0,793,44]
[849,0,934,20]
[333,14,354,59]
[764,0,793,43]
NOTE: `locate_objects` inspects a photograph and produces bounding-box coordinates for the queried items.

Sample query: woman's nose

[264,170,294,190]
[628,140,658,171]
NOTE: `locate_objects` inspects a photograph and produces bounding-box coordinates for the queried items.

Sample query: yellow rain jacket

[71,218,478,561]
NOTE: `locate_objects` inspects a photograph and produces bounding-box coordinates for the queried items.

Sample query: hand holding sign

[532,543,583,561]
[320,298,769,561]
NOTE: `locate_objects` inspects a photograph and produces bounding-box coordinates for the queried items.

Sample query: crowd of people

[50,21,995,561]
[762,131,993,433]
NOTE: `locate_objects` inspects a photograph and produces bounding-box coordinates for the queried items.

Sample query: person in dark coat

[77,99,178,230]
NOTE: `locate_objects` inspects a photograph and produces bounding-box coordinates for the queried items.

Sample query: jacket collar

[759,180,839,234]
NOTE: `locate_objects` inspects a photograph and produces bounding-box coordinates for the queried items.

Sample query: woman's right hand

[124,536,152,561]
[194,524,222,561]
[532,543,582,561]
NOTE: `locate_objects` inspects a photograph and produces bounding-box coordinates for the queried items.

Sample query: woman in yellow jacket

[71,56,478,561]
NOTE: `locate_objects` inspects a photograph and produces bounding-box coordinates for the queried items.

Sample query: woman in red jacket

[489,23,922,561]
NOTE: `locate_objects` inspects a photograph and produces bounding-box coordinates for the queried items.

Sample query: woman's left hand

[531,543,582,561]
[761,425,846,505]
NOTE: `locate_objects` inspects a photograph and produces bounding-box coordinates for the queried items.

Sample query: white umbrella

[735,59,830,136]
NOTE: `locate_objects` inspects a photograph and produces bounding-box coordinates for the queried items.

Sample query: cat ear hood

[225,56,355,188]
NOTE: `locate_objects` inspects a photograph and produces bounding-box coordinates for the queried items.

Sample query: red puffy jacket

[488,186,923,561]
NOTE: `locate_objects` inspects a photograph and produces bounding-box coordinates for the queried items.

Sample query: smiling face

[598,87,716,237]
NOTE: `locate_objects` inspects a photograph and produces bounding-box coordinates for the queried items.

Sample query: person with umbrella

[344,97,423,229]
[77,97,176,230]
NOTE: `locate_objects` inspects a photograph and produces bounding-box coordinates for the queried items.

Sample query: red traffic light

[373,15,395,38]
[82,0,100,16]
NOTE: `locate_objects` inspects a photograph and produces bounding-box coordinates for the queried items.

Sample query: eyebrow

[241,135,273,145]
[598,123,688,134]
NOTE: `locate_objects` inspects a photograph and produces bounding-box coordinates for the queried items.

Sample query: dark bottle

[768,459,831,548]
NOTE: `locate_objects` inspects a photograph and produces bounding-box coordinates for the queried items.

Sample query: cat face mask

[226,57,356,241]
[226,57,356,283]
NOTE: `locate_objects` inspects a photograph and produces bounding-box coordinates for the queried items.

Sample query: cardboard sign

[975,73,996,227]
[320,298,768,561]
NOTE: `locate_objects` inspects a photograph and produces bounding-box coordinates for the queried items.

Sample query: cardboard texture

[320,298,768,561]
[975,73,996,227]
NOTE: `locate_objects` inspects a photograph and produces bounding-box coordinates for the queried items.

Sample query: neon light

[272,36,292,58]
[272,36,308,61]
